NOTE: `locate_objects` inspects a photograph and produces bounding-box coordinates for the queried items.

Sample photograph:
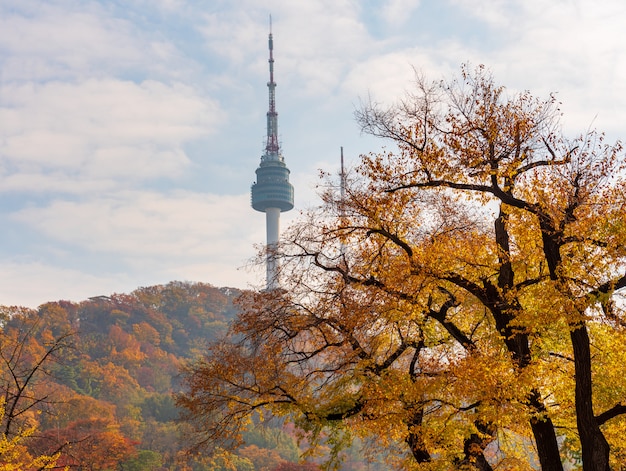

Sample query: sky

[1,0,625,308]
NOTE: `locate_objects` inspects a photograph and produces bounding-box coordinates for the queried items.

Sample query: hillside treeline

[0,282,375,471]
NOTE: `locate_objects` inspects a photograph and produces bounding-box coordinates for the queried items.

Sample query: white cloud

[474,0,626,137]
[0,261,136,308]
[13,191,239,247]
[342,50,435,104]
[0,255,259,309]
[381,0,421,26]
[0,172,118,194]
[130,0,187,12]
[0,79,220,192]
[87,147,190,180]
[0,1,150,81]
[2,191,266,307]
[197,0,373,98]
[344,0,626,139]
[447,0,519,27]
[11,190,263,269]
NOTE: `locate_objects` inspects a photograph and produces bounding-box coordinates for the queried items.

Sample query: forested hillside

[0,282,376,471]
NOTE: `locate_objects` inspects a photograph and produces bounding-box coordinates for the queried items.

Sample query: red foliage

[32,418,137,471]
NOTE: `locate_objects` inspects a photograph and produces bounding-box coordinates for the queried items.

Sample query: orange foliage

[239,444,285,471]
[34,418,136,471]
[178,66,626,470]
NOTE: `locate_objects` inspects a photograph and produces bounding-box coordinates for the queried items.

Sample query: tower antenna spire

[251,19,294,290]
[265,14,278,159]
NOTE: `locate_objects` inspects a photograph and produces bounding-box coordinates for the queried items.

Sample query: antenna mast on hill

[340,146,346,210]
[339,147,347,258]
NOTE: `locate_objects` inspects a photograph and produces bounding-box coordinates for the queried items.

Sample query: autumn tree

[0,307,75,467]
[178,66,626,470]
[0,399,63,471]
[32,417,136,471]
[351,65,626,470]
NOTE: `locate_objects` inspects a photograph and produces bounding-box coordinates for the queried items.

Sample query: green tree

[121,449,163,471]
[141,393,179,422]
[177,65,626,470]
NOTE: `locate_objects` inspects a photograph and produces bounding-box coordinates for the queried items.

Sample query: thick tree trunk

[406,432,431,463]
[457,422,496,471]
[570,324,611,471]
[494,209,564,471]
[507,336,563,471]
[537,209,610,469]
[405,408,431,463]
[528,389,565,471]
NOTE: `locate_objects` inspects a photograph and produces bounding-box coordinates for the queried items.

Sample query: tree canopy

[178,65,626,471]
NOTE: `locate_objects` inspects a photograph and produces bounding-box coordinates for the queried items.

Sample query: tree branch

[596,403,626,426]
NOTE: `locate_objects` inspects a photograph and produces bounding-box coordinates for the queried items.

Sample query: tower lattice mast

[265,15,279,157]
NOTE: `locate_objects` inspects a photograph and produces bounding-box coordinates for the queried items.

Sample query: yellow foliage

[0,405,66,471]
[179,64,626,470]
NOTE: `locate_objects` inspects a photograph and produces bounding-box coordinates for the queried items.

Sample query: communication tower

[251,18,294,289]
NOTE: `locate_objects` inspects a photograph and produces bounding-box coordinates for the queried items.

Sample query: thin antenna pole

[340,146,346,211]
[339,147,346,258]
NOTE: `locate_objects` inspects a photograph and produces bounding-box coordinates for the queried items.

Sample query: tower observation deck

[251,19,294,289]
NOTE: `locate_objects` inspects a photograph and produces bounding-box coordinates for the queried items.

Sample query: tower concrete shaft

[251,20,294,290]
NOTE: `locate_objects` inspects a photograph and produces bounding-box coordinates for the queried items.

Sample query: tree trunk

[528,389,565,471]
[458,422,495,471]
[405,408,431,463]
[570,324,610,471]
[406,432,431,463]
[509,345,564,471]
[491,311,564,470]
[493,209,564,471]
